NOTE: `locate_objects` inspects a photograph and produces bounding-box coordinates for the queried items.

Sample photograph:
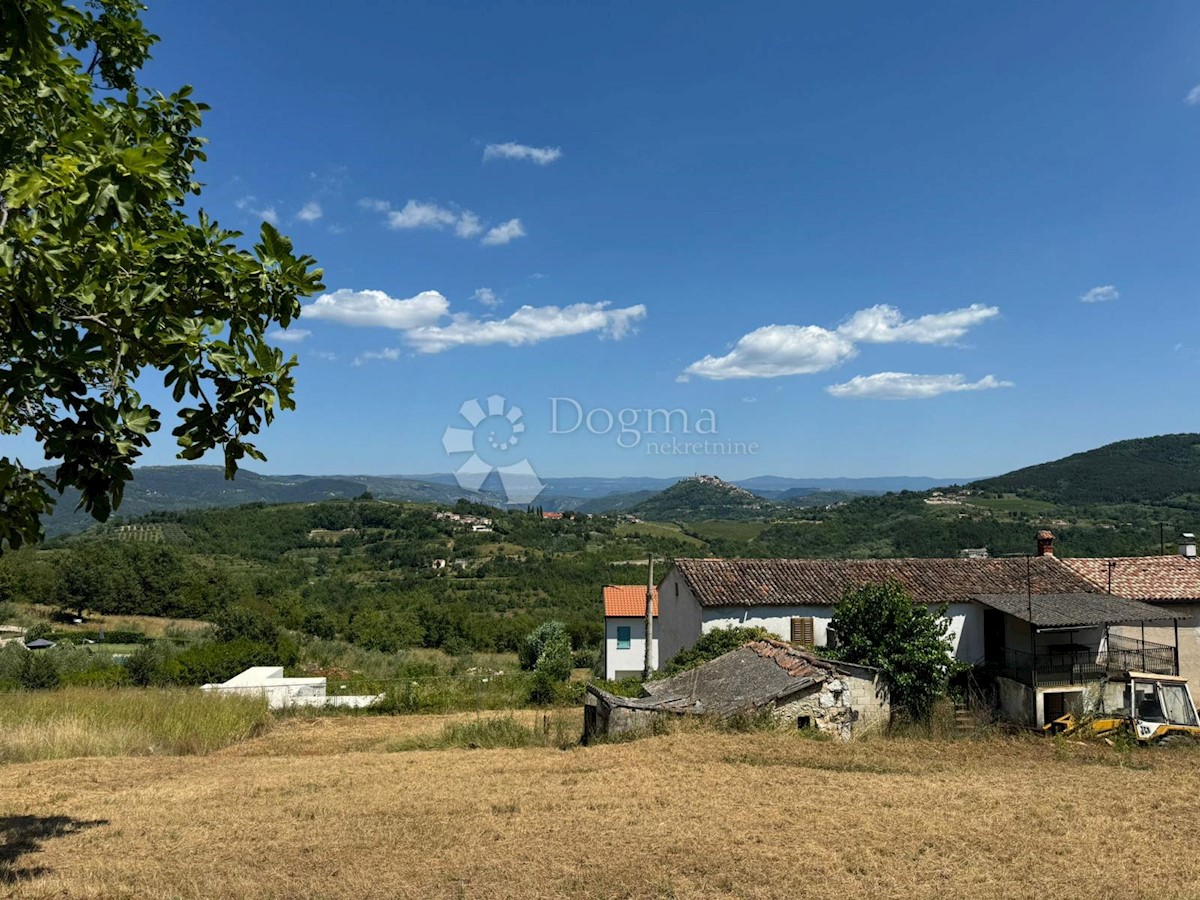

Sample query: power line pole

[644,553,655,680]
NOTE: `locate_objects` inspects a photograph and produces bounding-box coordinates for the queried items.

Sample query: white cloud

[741,397,758,404]
[1080,285,1118,303]
[683,302,1003,381]
[302,289,449,329]
[483,142,563,165]
[826,372,1013,400]
[386,200,461,231]
[362,198,493,241]
[837,303,999,344]
[1186,84,1200,105]
[353,348,403,367]
[680,325,857,381]
[481,218,526,246]
[455,211,483,239]
[311,350,338,361]
[296,201,322,223]
[473,288,501,307]
[403,302,646,354]
[235,196,278,225]
[266,328,311,343]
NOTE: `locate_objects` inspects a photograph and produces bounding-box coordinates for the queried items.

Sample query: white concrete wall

[946,602,984,663]
[604,616,658,681]
[657,569,703,664]
[699,601,984,664]
[701,605,833,647]
[201,667,380,710]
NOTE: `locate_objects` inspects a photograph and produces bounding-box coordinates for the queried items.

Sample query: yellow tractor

[1044,672,1200,743]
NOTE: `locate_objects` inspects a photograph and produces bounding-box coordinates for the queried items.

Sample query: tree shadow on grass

[0,815,109,883]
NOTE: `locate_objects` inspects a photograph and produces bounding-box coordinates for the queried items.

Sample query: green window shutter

[617,626,631,649]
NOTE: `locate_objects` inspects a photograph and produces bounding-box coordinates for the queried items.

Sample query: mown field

[4,711,1200,899]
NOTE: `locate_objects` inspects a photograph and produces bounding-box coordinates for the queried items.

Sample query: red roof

[603,585,659,617]
[1060,556,1200,601]
[672,556,1095,607]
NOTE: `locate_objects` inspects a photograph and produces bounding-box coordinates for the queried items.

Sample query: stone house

[585,639,889,740]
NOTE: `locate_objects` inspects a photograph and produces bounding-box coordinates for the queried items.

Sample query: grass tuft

[387,712,580,752]
[0,688,272,763]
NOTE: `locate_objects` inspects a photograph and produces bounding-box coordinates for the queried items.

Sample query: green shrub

[829,580,957,721]
[519,620,569,671]
[19,652,60,690]
[655,626,772,678]
[173,639,277,686]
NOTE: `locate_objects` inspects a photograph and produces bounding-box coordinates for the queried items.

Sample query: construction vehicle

[1043,672,1200,743]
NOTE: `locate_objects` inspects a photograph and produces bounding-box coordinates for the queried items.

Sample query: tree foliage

[829,580,955,720]
[0,0,323,549]
[519,620,569,672]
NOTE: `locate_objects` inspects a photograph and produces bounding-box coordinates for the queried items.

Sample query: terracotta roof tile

[1060,557,1200,601]
[672,557,1097,607]
[603,585,659,617]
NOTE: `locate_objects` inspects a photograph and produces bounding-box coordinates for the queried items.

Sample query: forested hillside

[3,499,701,660]
[631,477,778,521]
[973,434,1200,505]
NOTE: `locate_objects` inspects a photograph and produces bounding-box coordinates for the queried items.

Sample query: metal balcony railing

[984,637,1177,688]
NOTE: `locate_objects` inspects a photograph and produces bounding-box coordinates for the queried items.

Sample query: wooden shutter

[791,616,815,649]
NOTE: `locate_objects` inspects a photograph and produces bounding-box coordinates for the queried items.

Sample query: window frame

[616,625,632,650]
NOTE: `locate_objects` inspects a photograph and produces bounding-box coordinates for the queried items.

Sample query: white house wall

[696,601,984,663]
[946,602,983,663]
[701,605,834,647]
[657,569,703,664]
[604,616,658,681]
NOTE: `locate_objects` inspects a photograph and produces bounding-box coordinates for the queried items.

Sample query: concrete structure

[1060,545,1200,689]
[603,585,658,680]
[200,666,382,709]
[585,640,888,741]
[969,591,1180,726]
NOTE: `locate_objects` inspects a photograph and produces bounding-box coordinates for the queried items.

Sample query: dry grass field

[5,711,1200,899]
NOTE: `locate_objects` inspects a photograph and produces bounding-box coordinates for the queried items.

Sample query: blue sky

[12,2,1200,481]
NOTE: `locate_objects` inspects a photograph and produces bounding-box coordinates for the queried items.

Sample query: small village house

[603,584,658,681]
[586,639,888,740]
[656,532,1190,727]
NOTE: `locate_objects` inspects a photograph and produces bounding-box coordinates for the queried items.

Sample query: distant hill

[973,434,1200,505]
[630,476,779,522]
[43,466,490,537]
[775,488,878,507]
[735,474,976,494]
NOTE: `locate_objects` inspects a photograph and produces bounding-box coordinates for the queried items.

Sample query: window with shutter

[790,616,815,649]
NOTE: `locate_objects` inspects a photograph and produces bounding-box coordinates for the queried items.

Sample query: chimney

[1179,533,1197,559]
[1036,530,1055,557]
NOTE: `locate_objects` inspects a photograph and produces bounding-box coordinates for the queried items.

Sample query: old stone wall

[773,671,889,740]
